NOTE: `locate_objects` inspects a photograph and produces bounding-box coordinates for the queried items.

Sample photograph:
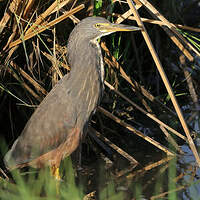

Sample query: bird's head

[68,16,141,42]
[67,17,141,68]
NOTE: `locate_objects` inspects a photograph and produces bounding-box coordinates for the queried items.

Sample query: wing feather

[6,74,78,166]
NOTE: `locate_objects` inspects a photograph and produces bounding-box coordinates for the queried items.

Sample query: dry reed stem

[3,25,18,51]
[142,163,169,192]
[23,0,36,20]
[114,10,155,116]
[159,125,184,154]
[114,165,138,178]
[115,9,133,24]
[181,55,200,123]
[136,0,199,59]
[116,14,200,32]
[126,156,173,179]
[0,168,9,181]
[6,66,42,102]
[5,46,18,68]
[104,81,186,141]
[181,56,199,107]
[175,24,200,32]
[130,0,142,6]
[129,0,200,166]
[23,1,72,36]
[52,27,63,86]
[161,25,194,61]
[9,4,85,48]
[113,1,199,60]
[88,128,114,158]
[102,43,176,117]
[50,1,72,15]
[105,56,156,113]
[89,127,139,165]
[115,4,142,24]
[11,61,47,96]
[150,185,185,200]
[105,75,184,153]
[98,106,175,156]
[0,0,21,34]
[25,0,71,35]
[42,51,70,71]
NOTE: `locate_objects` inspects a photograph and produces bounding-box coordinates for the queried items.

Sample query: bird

[4,17,141,179]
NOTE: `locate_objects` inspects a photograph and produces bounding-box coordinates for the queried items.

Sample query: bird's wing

[9,74,79,164]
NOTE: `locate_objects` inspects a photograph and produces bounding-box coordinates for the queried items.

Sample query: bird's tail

[4,139,20,170]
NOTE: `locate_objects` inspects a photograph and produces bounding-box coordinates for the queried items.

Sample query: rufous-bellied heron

[4,17,141,179]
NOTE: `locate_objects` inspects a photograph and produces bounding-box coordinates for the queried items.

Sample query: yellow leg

[50,165,61,195]
[50,165,61,180]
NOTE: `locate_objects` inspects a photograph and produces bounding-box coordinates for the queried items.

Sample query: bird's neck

[90,38,105,84]
[66,37,105,97]
[65,37,105,128]
[68,38,105,86]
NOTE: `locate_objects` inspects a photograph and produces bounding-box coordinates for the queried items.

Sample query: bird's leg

[50,164,61,180]
[50,164,61,195]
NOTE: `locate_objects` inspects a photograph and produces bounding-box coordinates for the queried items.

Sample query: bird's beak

[99,23,142,33]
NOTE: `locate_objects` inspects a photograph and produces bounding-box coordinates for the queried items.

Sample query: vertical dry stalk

[104,81,186,141]
[98,106,175,156]
[128,0,200,166]
[180,55,200,122]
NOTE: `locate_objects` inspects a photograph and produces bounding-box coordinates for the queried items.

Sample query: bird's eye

[95,23,101,28]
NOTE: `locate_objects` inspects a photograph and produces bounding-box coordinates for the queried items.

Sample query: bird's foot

[50,165,61,181]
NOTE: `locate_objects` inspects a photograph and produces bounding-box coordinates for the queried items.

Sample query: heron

[4,17,141,179]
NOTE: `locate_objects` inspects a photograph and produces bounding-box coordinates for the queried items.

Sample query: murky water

[77,130,200,199]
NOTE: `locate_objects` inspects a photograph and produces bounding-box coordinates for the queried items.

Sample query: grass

[0,157,127,200]
[180,30,200,51]
[0,158,83,200]
[1,146,200,199]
